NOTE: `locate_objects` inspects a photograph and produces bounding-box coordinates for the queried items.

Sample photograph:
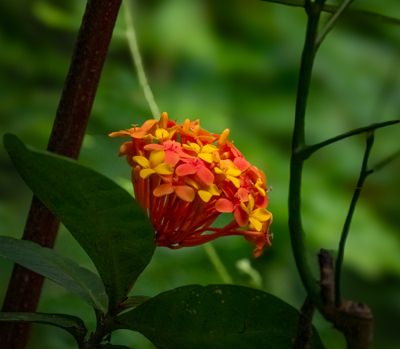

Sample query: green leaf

[3,134,155,309]
[0,236,108,312]
[118,296,151,312]
[115,285,324,349]
[0,312,86,345]
[100,345,131,349]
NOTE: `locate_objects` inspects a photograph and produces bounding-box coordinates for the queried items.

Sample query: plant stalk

[0,1,121,348]
[203,244,233,284]
[335,132,374,306]
[123,0,160,118]
[288,0,325,309]
[315,0,354,50]
[301,119,399,159]
[262,0,400,26]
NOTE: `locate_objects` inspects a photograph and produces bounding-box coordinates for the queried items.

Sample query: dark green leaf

[115,285,324,349]
[100,345,131,349]
[3,134,155,309]
[0,312,86,344]
[118,296,151,312]
[0,236,108,312]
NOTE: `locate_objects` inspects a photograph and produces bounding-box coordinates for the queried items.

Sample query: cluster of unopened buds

[110,112,272,257]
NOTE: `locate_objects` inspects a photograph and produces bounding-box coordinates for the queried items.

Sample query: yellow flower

[214,159,242,188]
[183,142,218,163]
[133,150,173,179]
[240,195,272,231]
[185,178,220,203]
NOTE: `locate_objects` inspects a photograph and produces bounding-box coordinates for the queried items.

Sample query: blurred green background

[1,0,399,348]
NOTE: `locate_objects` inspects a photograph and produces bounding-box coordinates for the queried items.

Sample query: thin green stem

[261,0,400,26]
[315,0,354,50]
[123,2,233,285]
[82,312,114,349]
[203,244,233,284]
[335,132,375,306]
[301,119,399,159]
[123,0,160,118]
[123,2,233,284]
[292,0,318,147]
[289,0,325,309]
[370,148,400,173]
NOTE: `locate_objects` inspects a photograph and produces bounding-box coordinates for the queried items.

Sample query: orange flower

[110,112,272,257]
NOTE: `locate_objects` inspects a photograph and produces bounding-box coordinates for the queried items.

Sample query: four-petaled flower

[110,112,273,257]
[133,150,173,179]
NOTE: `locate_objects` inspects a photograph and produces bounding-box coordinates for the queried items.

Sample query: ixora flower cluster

[110,112,272,257]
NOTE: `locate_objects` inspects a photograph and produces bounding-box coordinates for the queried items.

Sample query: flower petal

[226,167,241,177]
[118,142,133,156]
[144,143,164,151]
[198,152,213,163]
[248,195,255,212]
[215,198,234,213]
[256,195,268,209]
[133,156,150,168]
[202,144,217,153]
[155,128,170,140]
[176,163,197,176]
[198,190,212,203]
[130,119,158,139]
[218,128,230,145]
[234,206,248,227]
[249,217,263,231]
[141,119,159,131]
[149,150,165,166]
[197,167,214,186]
[175,186,195,202]
[234,157,250,171]
[242,230,270,257]
[214,167,224,175]
[252,208,272,222]
[237,188,249,202]
[183,142,200,153]
[227,175,241,188]
[165,151,180,166]
[140,168,156,179]
[153,183,174,197]
[154,163,173,176]
[208,184,220,196]
[108,130,131,138]
[159,112,169,128]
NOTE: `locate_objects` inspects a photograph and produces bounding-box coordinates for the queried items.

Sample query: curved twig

[334,132,375,306]
[301,119,399,159]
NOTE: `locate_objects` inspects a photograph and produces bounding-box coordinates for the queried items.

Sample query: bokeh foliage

[0,0,399,348]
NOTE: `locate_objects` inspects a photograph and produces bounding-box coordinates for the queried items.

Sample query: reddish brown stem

[0,1,121,348]
[293,297,315,349]
[318,250,373,349]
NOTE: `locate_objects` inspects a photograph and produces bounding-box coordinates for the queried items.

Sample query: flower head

[110,112,272,257]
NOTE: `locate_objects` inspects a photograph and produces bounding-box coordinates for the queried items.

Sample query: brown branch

[318,250,373,349]
[0,1,122,348]
[293,297,315,349]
